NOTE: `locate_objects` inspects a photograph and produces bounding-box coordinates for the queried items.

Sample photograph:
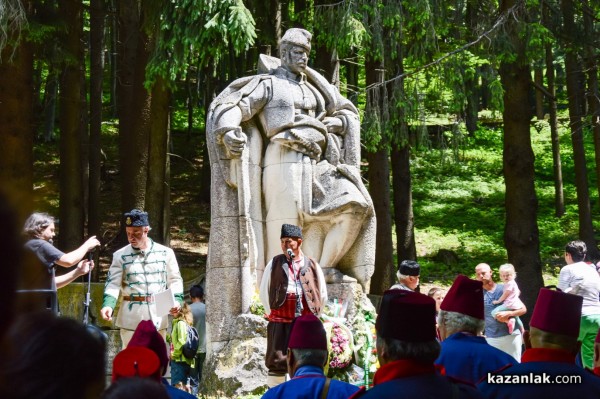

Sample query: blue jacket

[162,378,196,399]
[261,365,359,399]
[349,359,482,399]
[435,332,515,384]
[478,348,600,398]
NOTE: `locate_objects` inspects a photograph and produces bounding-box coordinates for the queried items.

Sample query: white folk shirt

[104,239,184,330]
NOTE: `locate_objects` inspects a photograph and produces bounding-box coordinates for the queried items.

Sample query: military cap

[124,209,149,227]
[280,28,312,51]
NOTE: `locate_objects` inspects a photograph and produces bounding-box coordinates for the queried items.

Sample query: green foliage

[412,122,600,281]
[146,0,256,88]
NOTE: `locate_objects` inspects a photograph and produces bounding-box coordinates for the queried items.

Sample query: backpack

[181,325,199,359]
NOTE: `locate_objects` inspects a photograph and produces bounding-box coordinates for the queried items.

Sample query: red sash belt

[268,293,312,322]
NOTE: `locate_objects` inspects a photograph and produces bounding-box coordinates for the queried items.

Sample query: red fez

[376,289,437,342]
[287,314,327,350]
[127,320,169,374]
[112,346,161,382]
[530,288,582,337]
[440,274,484,320]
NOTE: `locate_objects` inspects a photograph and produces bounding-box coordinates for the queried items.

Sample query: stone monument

[204,28,376,396]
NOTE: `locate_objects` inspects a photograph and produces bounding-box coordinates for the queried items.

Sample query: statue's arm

[213,80,270,159]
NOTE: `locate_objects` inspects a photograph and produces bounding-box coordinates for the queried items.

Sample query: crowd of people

[3,190,600,399]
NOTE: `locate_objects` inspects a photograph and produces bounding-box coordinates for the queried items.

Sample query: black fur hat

[280,223,302,239]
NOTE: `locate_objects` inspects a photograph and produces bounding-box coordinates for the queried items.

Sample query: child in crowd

[492,263,524,334]
[167,303,195,393]
[428,287,445,341]
[427,287,445,317]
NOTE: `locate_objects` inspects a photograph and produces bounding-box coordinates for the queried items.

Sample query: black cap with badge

[124,209,149,227]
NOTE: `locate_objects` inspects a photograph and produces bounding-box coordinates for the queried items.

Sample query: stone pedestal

[202,281,375,396]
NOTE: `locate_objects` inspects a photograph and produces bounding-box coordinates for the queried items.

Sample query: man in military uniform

[350,289,482,398]
[435,275,514,384]
[100,209,184,347]
[259,224,327,387]
[478,288,600,398]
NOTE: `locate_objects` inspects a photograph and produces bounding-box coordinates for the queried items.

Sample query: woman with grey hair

[23,212,100,292]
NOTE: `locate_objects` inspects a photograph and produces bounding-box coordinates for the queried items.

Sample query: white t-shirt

[558,261,600,315]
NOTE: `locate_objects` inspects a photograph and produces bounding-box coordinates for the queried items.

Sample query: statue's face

[282,45,309,75]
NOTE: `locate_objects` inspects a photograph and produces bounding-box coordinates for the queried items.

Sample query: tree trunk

[119,1,153,213]
[42,67,58,142]
[0,29,34,220]
[117,0,141,213]
[365,59,394,295]
[391,145,416,261]
[534,67,545,120]
[58,0,85,250]
[108,0,118,118]
[499,0,544,323]
[89,0,105,281]
[146,77,171,244]
[561,0,598,259]
[542,3,565,217]
[583,0,600,208]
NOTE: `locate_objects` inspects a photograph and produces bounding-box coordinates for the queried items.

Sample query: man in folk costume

[259,223,327,387]
[101,209,184,348]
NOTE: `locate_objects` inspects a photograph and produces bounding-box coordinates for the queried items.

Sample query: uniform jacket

[102,239,184,330]
[350,359,482,399]
[478,348,600,398]
[435,332,515,384]
[261,365,359,399]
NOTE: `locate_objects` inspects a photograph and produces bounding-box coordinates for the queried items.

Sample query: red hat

[376,289,437,342]
[287,314,327,350]
[112,346,161,382]
[440,274,484,320]
[530,288,582,337]
[127,320,169,374]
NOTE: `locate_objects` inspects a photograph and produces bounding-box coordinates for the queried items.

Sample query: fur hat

[281,223,302,239]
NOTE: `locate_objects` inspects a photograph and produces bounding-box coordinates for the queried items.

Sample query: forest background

[2,0,600,325]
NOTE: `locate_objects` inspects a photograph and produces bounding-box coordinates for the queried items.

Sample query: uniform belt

[123,295,154,303]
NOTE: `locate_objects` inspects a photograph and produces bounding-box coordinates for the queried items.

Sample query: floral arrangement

[322,295,378,386]
[249,291,266,318]
[324,320,354,369]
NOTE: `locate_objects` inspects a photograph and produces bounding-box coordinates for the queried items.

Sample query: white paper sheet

[154,288,176,317]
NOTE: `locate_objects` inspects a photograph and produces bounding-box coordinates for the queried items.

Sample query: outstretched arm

[56,260,94,288]
[55,236,100,267]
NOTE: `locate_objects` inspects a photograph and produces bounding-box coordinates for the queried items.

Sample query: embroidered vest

[268,254,323,315]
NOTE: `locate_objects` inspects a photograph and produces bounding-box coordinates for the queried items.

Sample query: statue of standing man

[205,28,376,344]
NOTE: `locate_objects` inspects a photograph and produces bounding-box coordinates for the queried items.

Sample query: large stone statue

[204,28,375,370]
